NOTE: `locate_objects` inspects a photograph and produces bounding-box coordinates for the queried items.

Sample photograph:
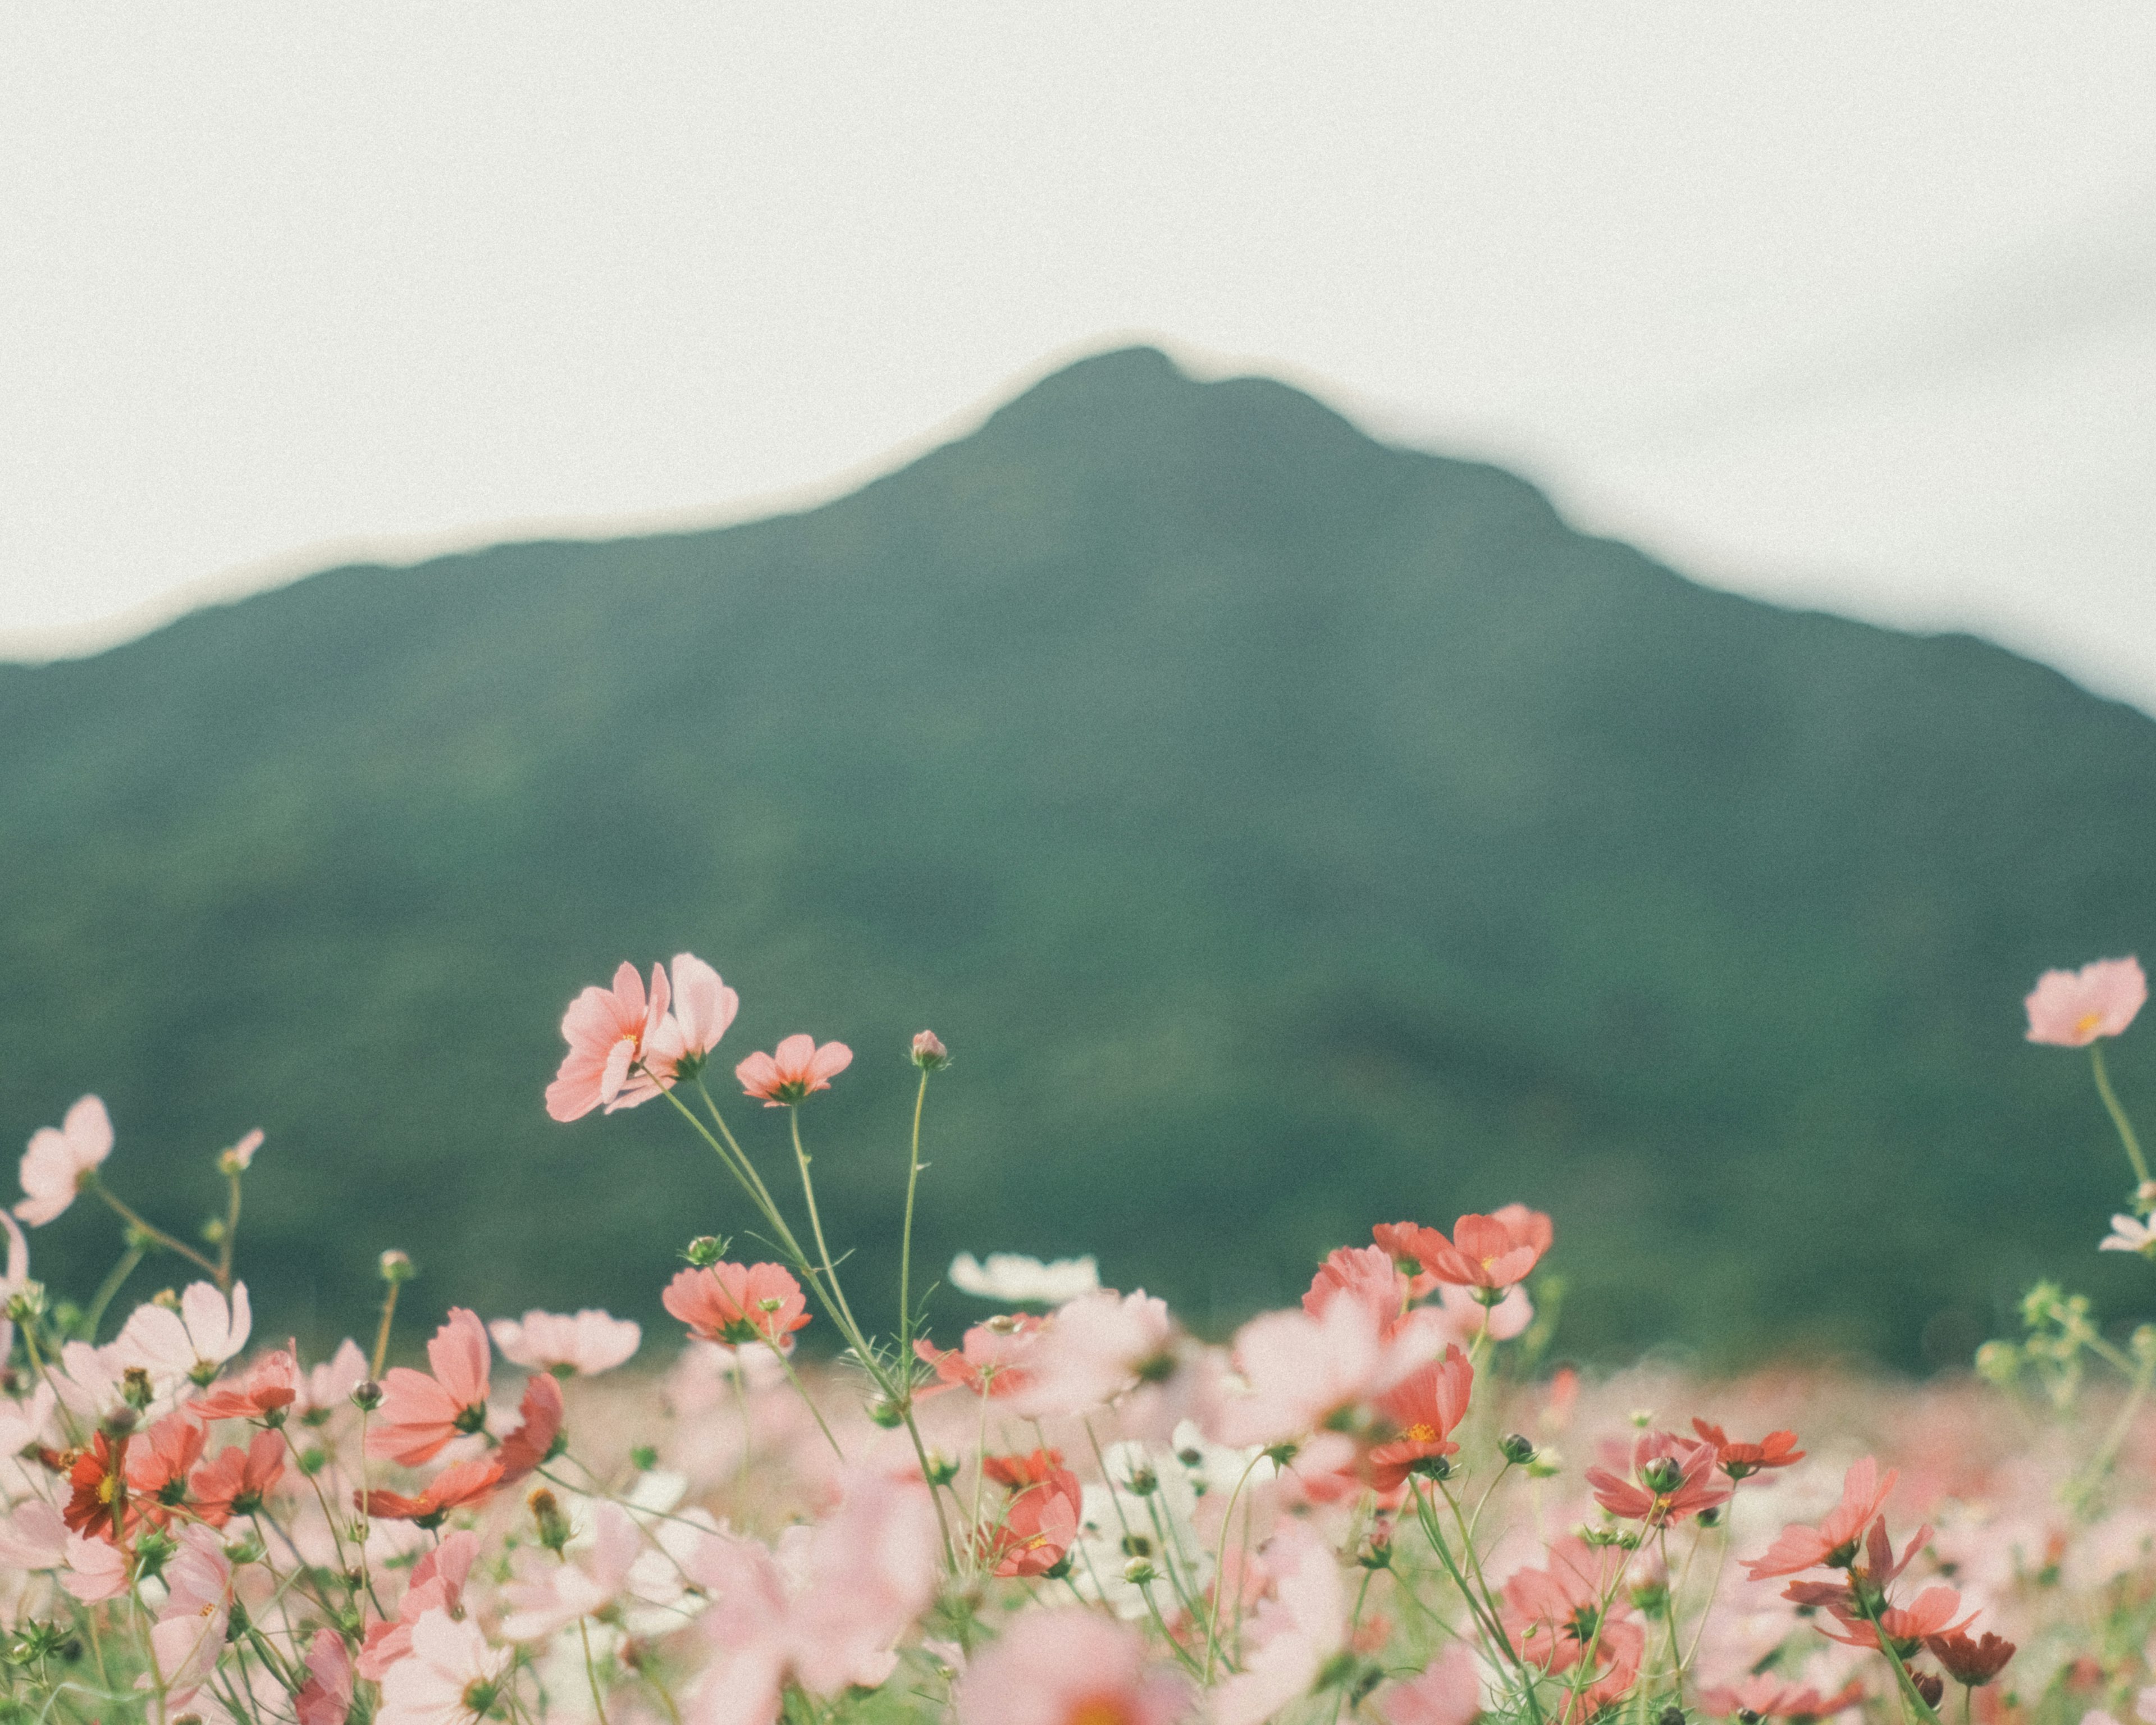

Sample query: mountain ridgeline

[4,346,2152,1367]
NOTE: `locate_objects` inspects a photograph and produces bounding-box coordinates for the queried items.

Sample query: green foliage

[2,346,2152,1366]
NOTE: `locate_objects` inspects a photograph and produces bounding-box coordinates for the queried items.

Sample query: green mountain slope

[4,346,2151,1366]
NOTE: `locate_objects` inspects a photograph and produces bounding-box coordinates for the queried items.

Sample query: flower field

[6,953,2156,1725]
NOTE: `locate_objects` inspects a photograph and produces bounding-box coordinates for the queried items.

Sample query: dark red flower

[1692,1418,1805,1480]
[1926,1631,2016,1687]
[62,1432,130,1543]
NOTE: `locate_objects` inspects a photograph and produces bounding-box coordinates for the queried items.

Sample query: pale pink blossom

[2026,957,2148,1046]
[63,1530,131,1601]
[296,1339,371,1420]
[644,952,739,1084]
[376,1609,513,1725]
[1211,1521,1348,1725]
[358,1531,479,1680]
[1015,1288,1177,1420]
[296,1627,355,1725]
[16,1094,113,1226]
[368,1307,492,1466]
[736,1034,853,1106]
[0,1499,125,1600]
[1435,1279,1533,1343]
[221,1128,264,1172]
[1375,1644,1483,1725]
[499,1502,643,1641]
[2101,1215,2156,1256]
[489,1307,641,1377]
[952,1608,1189,1725]
[116,1281,254,1389]
[150,1526,234,1703]
[546,961,673,1121]
[1203,1292,1443,1448]
[684,1468,939,1724]
[48,1339,139,1426]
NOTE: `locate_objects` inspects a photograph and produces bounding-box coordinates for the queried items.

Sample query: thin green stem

[80,1244,145,1341]
[371,1277,403,1380]
[89,1182,222,1284]
[216,1167,244,1288]
[2091,1043,2150,1186]
[787,1108,865,1344]
[898,1070,930,1359]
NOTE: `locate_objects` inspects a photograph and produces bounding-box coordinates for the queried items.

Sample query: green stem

[371,1277,403,1380]
[2091,1043,2150,1187]
[787,1108,865,1345]
[217,1167,243,1288]
[89,1181,223,1284]
[80,1245,145,1341]
[898,1070,930,1360]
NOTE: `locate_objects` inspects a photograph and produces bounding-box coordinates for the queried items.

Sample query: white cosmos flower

[2100,1215,2156,1256]
[948,1251,1100,1305]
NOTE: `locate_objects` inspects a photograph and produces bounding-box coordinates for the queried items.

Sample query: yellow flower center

[2077,1010,2105,1037]
[1403,1422,1440,1444]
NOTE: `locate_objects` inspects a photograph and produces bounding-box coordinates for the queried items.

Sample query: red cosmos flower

[1389,1206,1553,1292]
[1371,1224,1442,1298]
[1500,1535,1645,1724]
[360,1456,505,1527]
[190,1429,286,1525]
[736,1034,853,1106]
[125,1411,207,1525]
[979,1450,1083,1578]
[914,1316,1044,1398]
[1587,1431,1733,1527]
[62,1432,130,1543]
[366,1308,492,1467]
[192,1349,299,1423]
[1745,1456,1898,1580]
[1696,1675,1864,1719]
[494,1373,565,1485]
[1691,1418,1805,1480]
[1366,1346,1475,1492]
[662,1262,810,1350]
[1926,1631,2016,1686]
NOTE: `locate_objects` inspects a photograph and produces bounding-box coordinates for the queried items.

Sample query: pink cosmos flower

[63,1527,130,1601]
[1818,1584,1976,1651]
[1395,1205,1554,1291]
[358,1531,479,1680]
[978,1451,1083,1578]
[368,1308,492,1466]
[500,1502,643,1641]
[494,1372,566,1484]
[736,1034,853,1106]
[489,1307,642,1377]
[1501,1535,1645,1719]
[1211,1521,1349,1725]
[16,1094,114,1226]
[913,1316,1045,1399]
[2026,956,2147,1046]
[953,1608,1190,1725]
[150,1525,234,1705]
[546,961,673,1121]
[375,1609,512,1725]
[1013,1288,1179,1421]
[1434,1279,1533,1344]
[2103,1214,2156,1255]
[1204,1292,1443,1449]
[643,952,740,1084]
[1587,1430,1733,1527]
[664,1263,811,1350]
[1365,1345,1476,1492]
[684,1468,939,1724]
[116,1281,254,1389]
[1374,1644,1483,1725]
[296,1339,370,1422]
[1305,1244,1414,1329]
[361,1455,503,1525]
[1746,1456,1898,1580]
[1696,1676,1863,1719]
[0,1503,129,1602]
[296,1627,355,1725]
[191,1348,299,1422]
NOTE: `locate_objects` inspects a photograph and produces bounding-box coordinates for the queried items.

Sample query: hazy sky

[4,6,2153,706]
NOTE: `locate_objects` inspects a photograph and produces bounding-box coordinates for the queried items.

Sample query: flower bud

[910,1030,949,1071]
[377,1251,414,1285]
[4,1283,47,1324]
[1122,1557,1159,1586]
[630,1445,659,1472]
[1641,1456,1685,1494]
[867,1397,907,1429]
[122,1367,154,1410]
[529,1488,571,1553]
[152,1288,181,1312]
[1499,1432,1538,1465]
[683,1236,725,1268]
[922,1453,959,1487]
[351,1380,385,1413]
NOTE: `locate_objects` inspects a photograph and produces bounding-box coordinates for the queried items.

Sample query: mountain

[4,346,2152,1368]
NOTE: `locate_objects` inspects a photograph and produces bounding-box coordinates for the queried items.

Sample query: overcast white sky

[4,5,2153,707]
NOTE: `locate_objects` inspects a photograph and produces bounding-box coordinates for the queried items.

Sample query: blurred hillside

[3,346,2152,1367]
